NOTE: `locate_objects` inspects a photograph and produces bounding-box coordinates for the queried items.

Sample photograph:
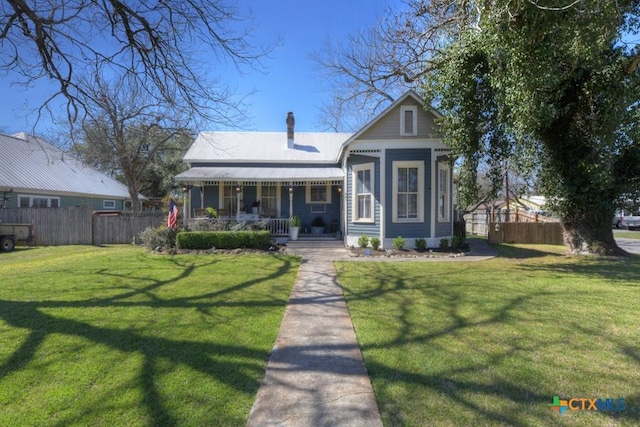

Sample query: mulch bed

[158,244,469,258]
[347,245,469,259]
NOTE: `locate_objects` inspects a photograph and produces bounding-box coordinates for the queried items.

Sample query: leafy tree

[426,0,640,255]
[316,0,640,255]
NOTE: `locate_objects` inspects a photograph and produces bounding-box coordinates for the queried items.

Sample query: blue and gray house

[176,91,453,248]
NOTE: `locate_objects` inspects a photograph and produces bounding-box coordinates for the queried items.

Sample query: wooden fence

[0,208,165,246]
[465,209,559,237]
[488,222,564,245]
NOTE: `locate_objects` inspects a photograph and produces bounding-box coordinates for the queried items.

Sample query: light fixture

[182,184,193,193]
[235,186,242,193]
[288,186,293,194]
[337,186,342,193]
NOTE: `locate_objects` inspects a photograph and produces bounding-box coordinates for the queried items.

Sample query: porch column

[236,185,242,220]
[182,184,192,226]
[288,185,293,217]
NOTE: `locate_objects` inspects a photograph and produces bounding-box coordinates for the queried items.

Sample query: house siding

[288,185,341,230]
[358,98,441,140]
[384,149,432,239]
[346,155,381,238]
[4,192,124,210]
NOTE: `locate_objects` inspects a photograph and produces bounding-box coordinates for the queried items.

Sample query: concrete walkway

[246,238,498,427]
[246,240,382,427]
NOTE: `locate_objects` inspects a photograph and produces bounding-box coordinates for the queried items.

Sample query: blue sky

[0,0,393,136]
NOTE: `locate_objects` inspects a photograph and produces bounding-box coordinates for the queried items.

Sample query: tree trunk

[128,178,140,216]
[561,209,625,256]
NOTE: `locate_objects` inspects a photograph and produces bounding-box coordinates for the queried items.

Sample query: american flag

[167,199,178,229]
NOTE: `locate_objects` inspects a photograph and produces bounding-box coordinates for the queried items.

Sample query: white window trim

[103,200,116,209]
[218,183,239,214]
[18,194,60,208]
[400,105,418,136]
[352,162,375,223]
[438,163,450,222]
[306,184,332,204]
[392,160,424,223]
[257,183,281,217]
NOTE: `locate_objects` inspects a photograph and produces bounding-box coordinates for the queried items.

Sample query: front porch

[180,178,345,238]
[187,216,342,240]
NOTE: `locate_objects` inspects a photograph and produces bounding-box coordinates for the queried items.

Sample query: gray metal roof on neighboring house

[183,132,353,164]
[0,133,141,199]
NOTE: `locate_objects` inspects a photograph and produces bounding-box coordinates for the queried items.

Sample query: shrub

[139,226,177,251]
[358,234,370,248]
[192,218,229,231]
[415,238,427,252]
[393,236,406,250]
[451,235,465,249]
[192,219,268,232]
[370,237,381,251]
[229,220,269,231]
[176,230,271,250]
[205,207,218,218]
[439,238,450,250]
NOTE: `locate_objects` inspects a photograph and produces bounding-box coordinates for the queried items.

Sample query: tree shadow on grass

[516,255,640,284]
[0,254,297,426]
[338,264,640,426]
[495,244,566,259]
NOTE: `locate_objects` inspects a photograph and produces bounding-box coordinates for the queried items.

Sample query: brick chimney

[286,112,295,149]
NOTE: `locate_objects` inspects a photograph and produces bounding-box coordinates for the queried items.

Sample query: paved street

[615,238,640,255]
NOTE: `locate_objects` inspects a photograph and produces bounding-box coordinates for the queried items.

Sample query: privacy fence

[0,208,165,246]
[488,221,564,245]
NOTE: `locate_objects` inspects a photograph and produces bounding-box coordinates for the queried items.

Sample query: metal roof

[0,133,142,199]
[176,166,344,182]
[183,132,353,164]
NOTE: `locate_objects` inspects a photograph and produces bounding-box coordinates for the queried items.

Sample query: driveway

[615,238,640,255]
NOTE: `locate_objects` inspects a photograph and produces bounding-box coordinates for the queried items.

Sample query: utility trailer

[0,222,33,251]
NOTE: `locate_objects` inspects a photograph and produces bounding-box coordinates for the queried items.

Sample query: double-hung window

[352,163,374,222]
[18,195,60,208]
[438,163,449,221]
[392,161,424,222]
[306,184,331,204]
[222,184,238,215]
[260,185,278,217]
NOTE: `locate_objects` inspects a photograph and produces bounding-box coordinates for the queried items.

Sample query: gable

[358,97,442,140]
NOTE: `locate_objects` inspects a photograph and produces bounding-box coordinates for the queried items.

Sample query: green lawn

[0,246,300,426]
[336,244,640,426]
[614,230,640,239]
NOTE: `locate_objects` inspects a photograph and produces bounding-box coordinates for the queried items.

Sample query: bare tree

[67,74,194,214]
[1,0,270,127]
[312,0,472,131]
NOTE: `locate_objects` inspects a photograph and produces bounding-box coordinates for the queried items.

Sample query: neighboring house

[517,195,547,212]
[0,132,142,210]
[175,91,454,248]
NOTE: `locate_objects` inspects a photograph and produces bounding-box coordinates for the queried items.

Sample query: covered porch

[175,166,345,238]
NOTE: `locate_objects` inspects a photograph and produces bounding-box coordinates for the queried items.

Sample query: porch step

[295,234,340,241]
[285,238,348,259]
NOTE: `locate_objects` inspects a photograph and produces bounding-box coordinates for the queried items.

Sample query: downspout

[341,151,348,244]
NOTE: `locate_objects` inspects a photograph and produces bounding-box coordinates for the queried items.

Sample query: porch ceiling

[176,166,344,183]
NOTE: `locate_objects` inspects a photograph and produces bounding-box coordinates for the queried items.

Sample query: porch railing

[188,217,290,237]
[265,218,289,236]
